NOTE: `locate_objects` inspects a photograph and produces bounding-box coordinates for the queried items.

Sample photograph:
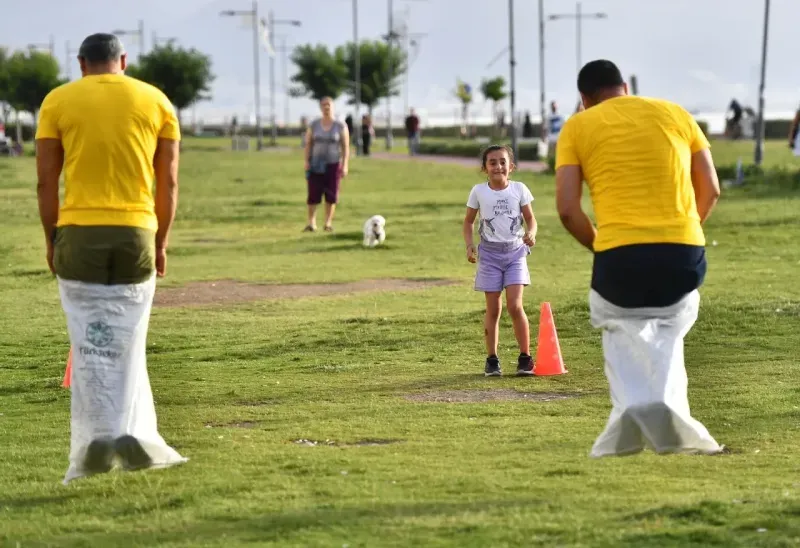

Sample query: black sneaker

[484,355,501,377]
[83,437,115,475]
[114,435,153,472]
[516,353,535,376]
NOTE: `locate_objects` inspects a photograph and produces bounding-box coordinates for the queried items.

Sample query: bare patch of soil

[403,389,580,403]
[155,278,457,307]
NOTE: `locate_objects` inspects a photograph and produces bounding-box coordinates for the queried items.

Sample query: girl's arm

[463,207,479,262]
[521,203,537,245]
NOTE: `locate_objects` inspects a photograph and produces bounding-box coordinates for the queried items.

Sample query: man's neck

[83,66,123,77]
[596,89,626,103]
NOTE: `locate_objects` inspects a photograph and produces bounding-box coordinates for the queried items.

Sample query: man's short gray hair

[78,33,125,64]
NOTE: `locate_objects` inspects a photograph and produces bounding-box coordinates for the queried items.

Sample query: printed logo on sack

[86,321,114,348]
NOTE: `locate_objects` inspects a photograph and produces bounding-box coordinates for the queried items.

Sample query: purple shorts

[307,162,341,205]
[474,240,531,292]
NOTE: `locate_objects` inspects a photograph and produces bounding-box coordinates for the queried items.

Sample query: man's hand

[36,138,63,273]
[340,163,349,178]
[156,247,167,277]
[523,231,536,247]
[466,244,477,263]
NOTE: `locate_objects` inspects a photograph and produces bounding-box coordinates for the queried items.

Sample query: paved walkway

[368,152,549,173]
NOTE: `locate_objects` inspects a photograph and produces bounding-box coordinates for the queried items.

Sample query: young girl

[463,145,538,376]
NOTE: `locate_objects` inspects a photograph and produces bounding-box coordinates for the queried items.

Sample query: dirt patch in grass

[154,278,458,308]
[403,389,580,403]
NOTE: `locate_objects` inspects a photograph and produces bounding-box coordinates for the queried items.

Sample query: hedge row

[417,141,799,184]
[417,141,545,162]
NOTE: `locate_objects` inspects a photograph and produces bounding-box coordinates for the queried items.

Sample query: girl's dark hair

[480,144,516,172]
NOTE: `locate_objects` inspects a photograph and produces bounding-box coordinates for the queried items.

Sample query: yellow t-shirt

[35,74,181,232]
[555,95,709,252]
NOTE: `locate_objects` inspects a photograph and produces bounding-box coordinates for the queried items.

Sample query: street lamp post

[220,2,266,150]
[538,0,546,139]
[383,0,427,151]
[266,11,302,147]
[28,35,56,57]
[548,2,607,75]
[152,32,178,47]
[754,0,771,167]
[112,20,146,59]
[353,0,361,156]
[508,0,518,161]
[65,41,79,80]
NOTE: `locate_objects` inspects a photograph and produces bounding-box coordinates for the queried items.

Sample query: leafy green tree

[126,43,214,123]
[336,40,407,114]
[289,44,347,101]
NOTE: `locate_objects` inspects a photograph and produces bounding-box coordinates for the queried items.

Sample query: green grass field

[1,139,799,547]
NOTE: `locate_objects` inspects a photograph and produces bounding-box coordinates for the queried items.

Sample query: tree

[455,79,473,135]
[5,49,64,137]
[480,76,507,136]
[336,40,407,115]
[289,44,347,102]
[126,43,214,124]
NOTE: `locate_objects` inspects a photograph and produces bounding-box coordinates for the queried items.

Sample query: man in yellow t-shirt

[36,33,186,482]
[555,60,723,458]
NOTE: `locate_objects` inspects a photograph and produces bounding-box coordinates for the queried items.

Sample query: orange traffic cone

[534,302,567,376]
[62,347,72,388]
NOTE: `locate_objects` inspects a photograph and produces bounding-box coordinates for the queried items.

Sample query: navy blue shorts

[591,243,707,309]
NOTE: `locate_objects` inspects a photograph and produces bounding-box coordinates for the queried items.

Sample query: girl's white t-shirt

[466,181,534,243]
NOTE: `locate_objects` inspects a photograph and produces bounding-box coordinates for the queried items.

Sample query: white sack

[588,289,723,457]
[57,275,187,484]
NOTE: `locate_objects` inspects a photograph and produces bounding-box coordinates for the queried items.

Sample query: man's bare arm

[36,138,64,243]
[690,148,721,224]
[555,165,596,252]
[153,138,180,250]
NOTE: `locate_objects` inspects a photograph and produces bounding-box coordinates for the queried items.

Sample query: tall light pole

[548,2,607,75]
[28,35,56,57]
[508,0,518,161]
[386,0,396,150]
[353,0,362,155]
[538,0,546,139]
[754,0,771,167]
[112,20,146,59]
[64,41,79,80]
[221,2,267,150]
[266,11,302,146]
[152,32,178,47]
[280,36,291,127]
[384,0,427,150]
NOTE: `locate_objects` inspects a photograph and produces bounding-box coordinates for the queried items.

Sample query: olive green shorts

[54,225,156,285]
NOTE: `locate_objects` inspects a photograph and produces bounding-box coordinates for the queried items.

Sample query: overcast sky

[3,0,799,127]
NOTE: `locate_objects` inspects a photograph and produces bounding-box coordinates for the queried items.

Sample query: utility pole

[538,0,546,139]
[266,10,301,146]
[354,0,362,155]
[386,0,395,150]
[548,2,607,75]
[112,20,146,59]
[508,0,518,161]
[65,41,79,80]
[754,0,771,166]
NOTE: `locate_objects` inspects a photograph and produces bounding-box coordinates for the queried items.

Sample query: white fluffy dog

[363,215,386,248]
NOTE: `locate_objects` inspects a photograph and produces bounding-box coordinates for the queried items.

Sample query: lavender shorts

[474,240,531,292]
